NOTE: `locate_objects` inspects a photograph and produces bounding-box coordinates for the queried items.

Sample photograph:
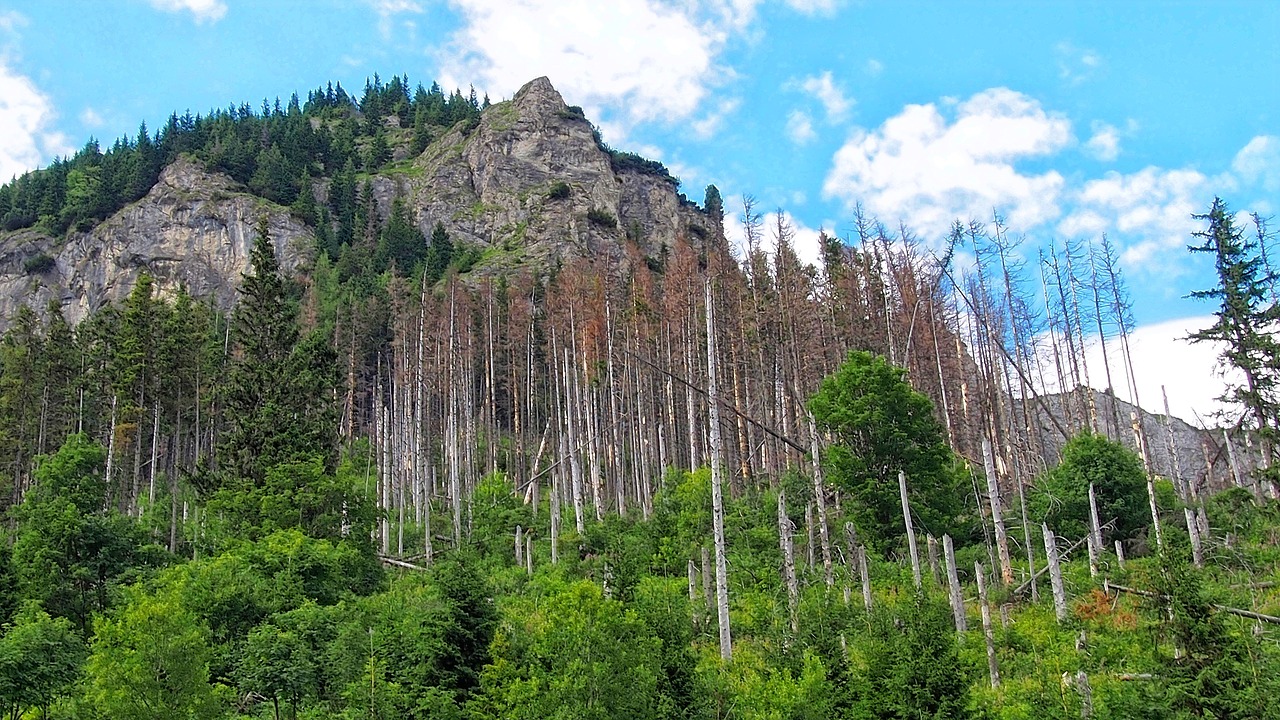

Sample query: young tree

[1030,432,1149,542]
[809,351,966,549]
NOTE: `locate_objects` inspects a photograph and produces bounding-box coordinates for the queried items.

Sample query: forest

[0,73,1278,719]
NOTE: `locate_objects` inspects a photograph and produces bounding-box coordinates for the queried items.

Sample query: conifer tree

[215,212,337,481]
[1188,197,1280,478]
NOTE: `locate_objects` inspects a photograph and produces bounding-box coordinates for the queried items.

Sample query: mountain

[0,76,708,328]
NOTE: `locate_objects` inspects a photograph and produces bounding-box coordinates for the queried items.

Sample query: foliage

[1030,432,1150,541]
[0,603,86,719]
[84,584,224,720]
[1188,197,1280,475]
[11,435,163,633]
[854,591,975,720]
[587,207,618,228]
[475,577,665,719]
[1146,540,1280,718]
[810,350,966,549]
[0,74,481,239]
[547,180,571,200]
[22,253,55,274]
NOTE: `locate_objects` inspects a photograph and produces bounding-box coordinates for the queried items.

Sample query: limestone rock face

[0,76,705,328]
[0,156,313,326]
[401,76,706,271]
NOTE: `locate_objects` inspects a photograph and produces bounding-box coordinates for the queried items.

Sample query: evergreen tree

[1188,197,1280,473]
[215,217,338,501]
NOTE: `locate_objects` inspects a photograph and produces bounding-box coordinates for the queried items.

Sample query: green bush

[547,180,570,200]
[1031,432,1150,541]
[587,207,617,228]
[23,253,55,274]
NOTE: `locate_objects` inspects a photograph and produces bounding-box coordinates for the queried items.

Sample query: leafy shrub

[547,181,570,200]
[1030,432,1149,541]
[23,253,55,274]
[587,207,617,228]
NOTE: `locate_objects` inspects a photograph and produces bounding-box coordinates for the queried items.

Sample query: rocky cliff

[0,76,707,326]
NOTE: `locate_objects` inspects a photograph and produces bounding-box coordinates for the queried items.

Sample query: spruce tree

[1188,197,1280,475]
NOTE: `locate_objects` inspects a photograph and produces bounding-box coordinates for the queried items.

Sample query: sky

[1,0,1277,423]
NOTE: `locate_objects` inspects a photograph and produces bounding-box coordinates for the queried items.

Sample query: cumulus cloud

[148,0,228,23]
[785,110,816,144]
[823,87,1072,239]
[1233,135,1280,192]
[724,203,826,269]
[783,0,841,15]
[1058,166,1209,271]
[438,0,733,125]
[796,70,851,121]
[690,97,742,139]
[0,58,71,181]
[1084,121,1120,161]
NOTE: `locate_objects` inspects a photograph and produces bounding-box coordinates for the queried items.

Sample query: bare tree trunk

[976,562,1000,688]
[147,402,160,509]
[944,534,966,632]
[1127,409,1163,550]
[777,489,799,635]
[982,438,1013,586]
[706,279,733,661]
[927,534,941,587]
[899,470,922,589]
[1043,523,1067,622]
[807,414,834,588]
[858,544,873,611]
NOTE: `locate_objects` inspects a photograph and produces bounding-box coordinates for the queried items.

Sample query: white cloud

[1084,121,1120,161]
[690,97,742,139]
[784,0,841,15]
[364,0,423,40]
[1058,166,1209,273]
[80,107,104,128]
[796,70,851,121]
[823,87,1072,239]
[0,57,71,181]
[438,0,734,125]
[785,109,816,144]
[148,0,227,23]
[1037,315,1236,422]
[366,0,423,12]
[724,202,825,269]
[1233,135,1280,192]
[1056,42,1101,85]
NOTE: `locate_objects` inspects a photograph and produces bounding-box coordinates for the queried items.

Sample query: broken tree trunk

[944,534,967,632]
[982,438,1014,586]
[976,562,1000,688]
[900,471,922,589]
[1087,483,1102,578]
[1043,523,1068,622]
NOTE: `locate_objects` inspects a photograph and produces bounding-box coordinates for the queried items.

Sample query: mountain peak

[512,76,568,117]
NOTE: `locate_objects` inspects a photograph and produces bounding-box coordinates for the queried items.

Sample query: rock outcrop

[0,157,313,327]
[0,77,706,329]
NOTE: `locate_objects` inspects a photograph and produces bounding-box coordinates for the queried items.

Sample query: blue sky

[0,0,1276,420]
